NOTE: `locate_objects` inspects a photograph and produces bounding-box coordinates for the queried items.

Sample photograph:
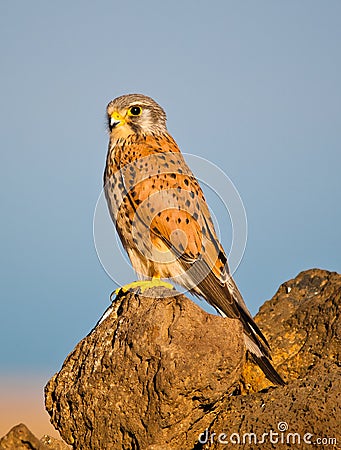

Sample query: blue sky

[1,1,340,374]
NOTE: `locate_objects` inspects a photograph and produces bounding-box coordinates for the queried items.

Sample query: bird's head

[106,94,167,138]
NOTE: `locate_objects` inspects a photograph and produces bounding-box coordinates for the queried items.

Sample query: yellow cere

[111,111,123,121]
[110,111,125,127]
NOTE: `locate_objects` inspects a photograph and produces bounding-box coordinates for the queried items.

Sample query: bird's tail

[244,335,285,386]
[184,258,285,386]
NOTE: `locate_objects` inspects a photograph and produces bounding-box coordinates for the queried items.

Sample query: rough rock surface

[199,361,340,449]
[45,288,245,450]
[258,268,340,380]
[201,268,341,449]
[42,269,340,450]
[39,435,71,450]
[0,424,70,450]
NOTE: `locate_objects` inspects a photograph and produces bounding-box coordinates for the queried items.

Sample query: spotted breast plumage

[103,93,285,386]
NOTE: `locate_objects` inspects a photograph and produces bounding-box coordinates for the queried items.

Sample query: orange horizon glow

[0,373,61,440]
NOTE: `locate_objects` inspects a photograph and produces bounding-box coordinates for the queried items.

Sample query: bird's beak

[110,111,125,129]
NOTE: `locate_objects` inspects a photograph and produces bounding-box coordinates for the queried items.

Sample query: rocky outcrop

[199,361,340,449]
[200,268,341,449]
[0,424,70,450]
[257,268,340,380]
[3,269,339,449]
[45,287,245,450]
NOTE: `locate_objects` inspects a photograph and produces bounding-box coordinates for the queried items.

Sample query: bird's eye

[128,106,142,116]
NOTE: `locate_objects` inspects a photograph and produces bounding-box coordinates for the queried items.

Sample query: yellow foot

[114,278,174,295]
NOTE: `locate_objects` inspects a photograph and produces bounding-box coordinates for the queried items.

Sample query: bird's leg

[114,275,174,295]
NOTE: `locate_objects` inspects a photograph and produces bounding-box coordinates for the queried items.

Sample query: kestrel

[104,93,285,386]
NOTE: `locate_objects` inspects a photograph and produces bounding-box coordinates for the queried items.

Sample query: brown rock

[242,268,341,390]
[40,435,71,449]
[0,424,69,450]
[44,269,341,449]
[257,268,341,380]
[0,424,42,450]
[45,288,245,449]
[200,269,341,449]
[200,360,340,449]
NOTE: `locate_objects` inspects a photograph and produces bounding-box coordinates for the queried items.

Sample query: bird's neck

[109,132,181,163]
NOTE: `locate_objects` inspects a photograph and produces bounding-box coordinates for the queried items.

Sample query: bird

[103,93,285,386]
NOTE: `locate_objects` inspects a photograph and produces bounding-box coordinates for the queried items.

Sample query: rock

[242,268,341,391]
[0,424,70,450]
[0,424,41,450]
[200,268,341,449]
[45,289,245,449]
[199,359,340,449]
[44,269,341,449]
[40,435,71,449]
[257,268,340,380]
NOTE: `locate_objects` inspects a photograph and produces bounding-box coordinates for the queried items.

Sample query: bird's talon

[114,279,174,295]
